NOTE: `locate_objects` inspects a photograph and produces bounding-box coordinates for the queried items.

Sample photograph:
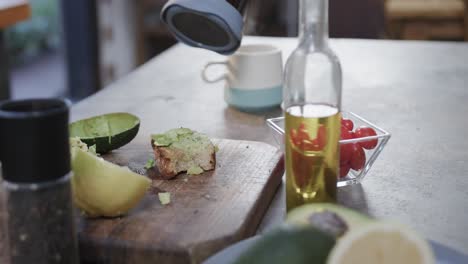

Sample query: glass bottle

[283,0,342,212]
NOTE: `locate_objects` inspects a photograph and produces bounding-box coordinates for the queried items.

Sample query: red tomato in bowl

[289,128,301,147]
[290,122,328,152]
[340,163,351,178]
[350,144,366,171]
[341,118,354,131]
[340,143,354,165]
[297,127,309,143]
[303,139,319,151]
[354,126,378,149]
[315,124,327,150]
[340,125,353,140]
[340,126,354,164]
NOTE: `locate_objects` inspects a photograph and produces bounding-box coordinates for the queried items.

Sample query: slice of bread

[151,128,216,179]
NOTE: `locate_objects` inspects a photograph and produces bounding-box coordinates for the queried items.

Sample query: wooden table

[70,36,468,255]
[0,0,30,100]
[2,36,467,262]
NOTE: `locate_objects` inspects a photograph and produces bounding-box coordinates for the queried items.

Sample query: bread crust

[151,140,216,179]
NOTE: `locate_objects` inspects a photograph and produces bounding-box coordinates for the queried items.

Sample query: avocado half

[286,203,372,231]
[69,112,140,154]
[233,226,335,264]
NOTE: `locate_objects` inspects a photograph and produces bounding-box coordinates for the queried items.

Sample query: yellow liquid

[285,104,340,212]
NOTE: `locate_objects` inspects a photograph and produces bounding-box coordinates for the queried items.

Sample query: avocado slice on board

[69,112,140,154]
[71,148,151,217]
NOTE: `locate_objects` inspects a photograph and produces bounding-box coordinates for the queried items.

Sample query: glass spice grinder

[0,99,78,264]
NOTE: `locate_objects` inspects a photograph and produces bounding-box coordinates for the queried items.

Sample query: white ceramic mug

[202,44,283,111]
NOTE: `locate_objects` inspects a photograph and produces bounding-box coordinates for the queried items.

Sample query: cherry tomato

[290,128,297,138]
[297,123,310,143]
[350,144,366,171]
[303,139,319,151]
[340,163,351,178]
[341,118,354,131]
[339,126,354,164]
[297,128,309,139]
[340,143,354,165]
[290,128,301,147]
[340,125,353,140]
[354,126,378,149]
[316,125,327,150]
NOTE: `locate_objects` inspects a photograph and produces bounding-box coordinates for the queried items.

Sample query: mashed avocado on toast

[151,128,216,179]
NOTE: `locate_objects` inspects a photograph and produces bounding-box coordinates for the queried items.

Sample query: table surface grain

[70,36,468,255]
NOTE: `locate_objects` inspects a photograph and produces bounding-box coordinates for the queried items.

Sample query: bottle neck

[299,0,329,49]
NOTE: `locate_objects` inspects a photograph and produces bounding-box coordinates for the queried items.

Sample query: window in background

[135,0,176,65]
[5,0,66,99]
[385,0,467,41]
[97,0,138,87]
[244,0,386,39]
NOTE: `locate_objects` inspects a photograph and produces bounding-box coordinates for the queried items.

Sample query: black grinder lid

[0,99,70,184]
[161,0,244,55]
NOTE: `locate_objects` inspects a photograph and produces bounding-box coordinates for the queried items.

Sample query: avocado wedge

[71,148,151,217]
[69,112,140,154]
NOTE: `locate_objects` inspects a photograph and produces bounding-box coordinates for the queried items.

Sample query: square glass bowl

[267,111,391,187]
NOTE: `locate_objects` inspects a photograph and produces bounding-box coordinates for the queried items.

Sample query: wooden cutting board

[78,139,284,264]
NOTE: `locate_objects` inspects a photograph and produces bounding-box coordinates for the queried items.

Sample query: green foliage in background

[5,0,60,65]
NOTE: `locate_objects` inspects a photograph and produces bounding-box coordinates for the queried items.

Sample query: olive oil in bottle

[285,104,340,211]
[283,0,342,212]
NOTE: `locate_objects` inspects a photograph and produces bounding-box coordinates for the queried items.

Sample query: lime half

[327,221,435,264]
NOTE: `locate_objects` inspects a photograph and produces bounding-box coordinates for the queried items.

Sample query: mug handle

[202,61,228,83]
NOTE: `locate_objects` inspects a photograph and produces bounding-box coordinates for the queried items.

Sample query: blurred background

[0,0,467,102]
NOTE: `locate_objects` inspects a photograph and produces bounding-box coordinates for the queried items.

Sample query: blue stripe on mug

[225,85,282,111]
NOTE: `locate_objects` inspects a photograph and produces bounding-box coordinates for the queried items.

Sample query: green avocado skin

[69,113,140,154]
[80,123,139,154]
[233,226,335,264]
